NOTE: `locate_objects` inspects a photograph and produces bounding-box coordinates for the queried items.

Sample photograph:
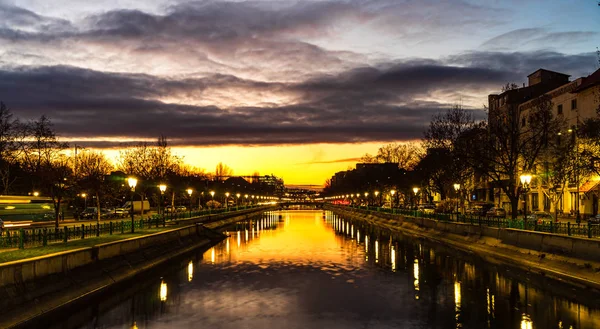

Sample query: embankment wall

[0,206,273,328]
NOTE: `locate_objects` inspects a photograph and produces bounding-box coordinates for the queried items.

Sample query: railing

[341,205,600,239]
[0,205,262,250]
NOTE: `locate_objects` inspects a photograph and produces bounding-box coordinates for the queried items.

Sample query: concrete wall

[328,205,600,263]
[0,207,271,288]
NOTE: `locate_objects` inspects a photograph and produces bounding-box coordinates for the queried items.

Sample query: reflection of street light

[127,177,137,233]
[159,280,168,302]
[520,174,532,221]
[187,188,193,217]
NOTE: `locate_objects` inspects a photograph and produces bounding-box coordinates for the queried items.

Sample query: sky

[0,0,599,186]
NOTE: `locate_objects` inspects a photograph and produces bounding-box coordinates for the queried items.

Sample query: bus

[0,195,55,224]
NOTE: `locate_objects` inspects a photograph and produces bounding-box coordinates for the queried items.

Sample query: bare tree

[0,102,18,193]
[215,162,233,181]
[77,150,114,229]
[375,142,422,170]
[15,116,70,226]
[117,137,181,216]
[462,94,562,218]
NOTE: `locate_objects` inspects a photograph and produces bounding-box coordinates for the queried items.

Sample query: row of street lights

[125,177,277,233]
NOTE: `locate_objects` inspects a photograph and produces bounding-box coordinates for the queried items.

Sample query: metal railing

[0,205,262,250]
[342,205,600,239]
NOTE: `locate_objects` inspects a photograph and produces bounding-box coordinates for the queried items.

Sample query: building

[486,68,600,217]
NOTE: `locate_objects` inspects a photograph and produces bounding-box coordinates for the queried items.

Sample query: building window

[571,99,577,110]
[531,193,539,211]
[557,104,563,115]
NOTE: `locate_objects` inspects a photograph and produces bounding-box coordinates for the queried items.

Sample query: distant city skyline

[1,0,598,184]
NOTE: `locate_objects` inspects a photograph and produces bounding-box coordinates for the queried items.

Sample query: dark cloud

[0,1,596,148]
[7,49,592,147]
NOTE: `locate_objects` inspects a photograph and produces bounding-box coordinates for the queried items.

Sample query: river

[40,210,600,329]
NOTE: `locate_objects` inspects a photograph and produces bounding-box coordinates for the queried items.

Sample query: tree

[421,105,481,200]
[215,162,233,181]
[462,94,562,218]
[0,102,19,193]
[16,115,70,226]
[76,150,114,229]
[117,137,181,216]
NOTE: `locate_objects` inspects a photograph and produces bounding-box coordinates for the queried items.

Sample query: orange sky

[102,142,389,186]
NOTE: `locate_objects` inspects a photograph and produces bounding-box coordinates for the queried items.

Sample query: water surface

[47,210,600,329]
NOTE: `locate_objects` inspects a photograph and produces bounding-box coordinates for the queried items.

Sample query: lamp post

[453,183,461,221]
[127,177,137,233]
[225,192,230,209]
[364,192,369,207]
[33,191,39,197]
[374,191,380,207]
[244,194,248,206]
[81,193,87,209]
[569,127,581,223]
[187,188,193,217]
[520,174,532,222]
[390,190,396,208]
[413,187,420,209]
[159,184,166,222]
[236,193,240,207]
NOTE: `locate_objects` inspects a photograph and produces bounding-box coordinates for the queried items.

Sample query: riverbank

[0,206,274,329]
[327,205,600,291]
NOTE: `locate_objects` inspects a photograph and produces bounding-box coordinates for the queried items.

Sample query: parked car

[466,203,494,216]
[527,211,555,223]
[176,205,187,212]
[80,207,113,220]
[486,207,506,218]
[589,214,600,225]
[417,204,436,214]
[80,207,98,220]
[113,207,130,218]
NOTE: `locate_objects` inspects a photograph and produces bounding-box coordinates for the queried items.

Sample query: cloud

[5,49,591,147]
[300,158,363,165]
[0,1,597,149]
[481,28,598,52]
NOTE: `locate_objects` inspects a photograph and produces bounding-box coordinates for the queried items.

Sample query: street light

[187,188,193,217]
[225,192,230,209]
[520,174,532,222]
[127,177,137,233]
[81,193,87,209]
[390,190,396,208]
[453,183,461,220]
[159,184,167,224]
[413,187,420,208]
[236,193,240,207]
[374,191,380,206]
[244,194,248,206]
[33,191,39,197]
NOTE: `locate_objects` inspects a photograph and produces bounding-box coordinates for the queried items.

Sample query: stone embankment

[0,206,274,328]
[327,205,600,291]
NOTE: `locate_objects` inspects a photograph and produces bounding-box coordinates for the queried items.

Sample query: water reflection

[47,210,600,329]
[159,280,167,302]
